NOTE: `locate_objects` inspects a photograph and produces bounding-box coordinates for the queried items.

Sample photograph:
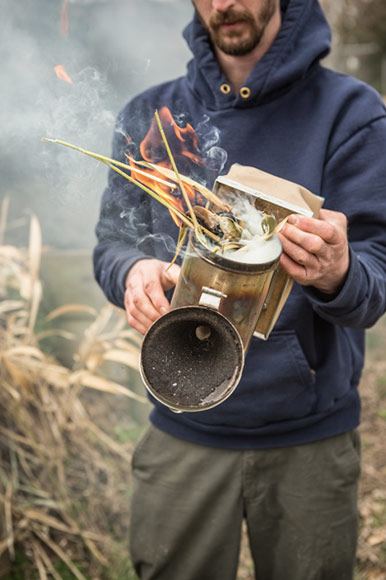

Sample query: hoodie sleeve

[93,103,155,309]
[303,114,386,328]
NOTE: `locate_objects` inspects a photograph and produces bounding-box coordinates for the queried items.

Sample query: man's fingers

[278,209,350,294]
[318,208,348,238]
[164,263,181,288]
[124,259,181,335]
[125,311,148,336]
[287,211,346,245]
[125,269,163,327]
[279,223,326,257]
[279,252,307,281]
[278,234,319,270]
[141,269,171,315]
[125,282,160,328]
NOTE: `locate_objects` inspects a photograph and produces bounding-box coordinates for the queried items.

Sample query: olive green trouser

[130,425,360,580]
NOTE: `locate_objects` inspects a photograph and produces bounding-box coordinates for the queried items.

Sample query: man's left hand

[277,208,350,296]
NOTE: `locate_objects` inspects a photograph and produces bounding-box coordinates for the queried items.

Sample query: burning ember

[53,64,73,84]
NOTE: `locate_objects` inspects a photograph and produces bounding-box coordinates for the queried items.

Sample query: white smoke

[0,0,193,249]
[196,115,228,175]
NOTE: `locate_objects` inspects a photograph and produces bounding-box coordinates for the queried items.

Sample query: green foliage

[8,548,89,580]
[52,561,88,580]
[366,330,382,352]
[7,548,29,580]
[113,424,147,445]
[8,547,140,580]
[371,501,386,529]
[376,375,386,399]
[104,555,138,580]
[376,408,386,421]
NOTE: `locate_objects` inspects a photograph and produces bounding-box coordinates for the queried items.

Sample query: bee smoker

[140,229,282,413]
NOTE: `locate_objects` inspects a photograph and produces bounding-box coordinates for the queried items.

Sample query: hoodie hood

[183,0,331,109]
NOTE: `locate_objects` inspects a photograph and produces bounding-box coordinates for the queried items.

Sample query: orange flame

[54,64,73,84]
[132,107,204,226]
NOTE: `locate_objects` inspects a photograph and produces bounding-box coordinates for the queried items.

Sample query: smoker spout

[140,305,244,413]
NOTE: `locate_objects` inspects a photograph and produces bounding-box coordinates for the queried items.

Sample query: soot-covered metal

[140,306,244,412]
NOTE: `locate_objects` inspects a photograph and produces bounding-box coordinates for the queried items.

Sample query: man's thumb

[164,263,181,286]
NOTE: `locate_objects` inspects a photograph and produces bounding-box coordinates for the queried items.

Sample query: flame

[132,107,204,226]
[54,65,73,84]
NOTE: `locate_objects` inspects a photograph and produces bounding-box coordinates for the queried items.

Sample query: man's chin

[213,35,257,56]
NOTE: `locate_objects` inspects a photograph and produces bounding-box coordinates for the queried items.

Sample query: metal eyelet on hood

[220,83,231,94]
[240,87,251,99]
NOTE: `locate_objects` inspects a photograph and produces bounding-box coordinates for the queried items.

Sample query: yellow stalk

[42,138,194,229]
[106,161,219,241]
[0,196,10,245]
[42,138,176,189]
[168,224,188,269]
[104,161,194,229]
[129,157,231,212]
[154,110,201,231]
[43,137,220,243]
[262,215,290,240]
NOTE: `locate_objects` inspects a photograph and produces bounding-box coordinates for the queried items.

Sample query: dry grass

[0,198,145,579]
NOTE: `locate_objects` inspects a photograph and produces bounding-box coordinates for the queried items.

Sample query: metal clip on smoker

[140,226,282,413]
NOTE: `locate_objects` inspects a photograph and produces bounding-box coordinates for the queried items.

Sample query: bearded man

[94,1,386,579]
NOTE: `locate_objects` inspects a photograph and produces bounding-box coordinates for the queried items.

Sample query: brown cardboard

[226,164,324,217]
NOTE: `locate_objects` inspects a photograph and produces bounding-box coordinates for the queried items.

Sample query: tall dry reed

[0,198,145,579]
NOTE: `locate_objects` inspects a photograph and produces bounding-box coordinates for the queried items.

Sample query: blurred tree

[322,0,386,53]
[321,0,386,93]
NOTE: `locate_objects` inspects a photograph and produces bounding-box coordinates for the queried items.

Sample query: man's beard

[205,2,277,56]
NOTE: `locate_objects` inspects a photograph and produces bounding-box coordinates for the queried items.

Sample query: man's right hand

[124,259,180,335]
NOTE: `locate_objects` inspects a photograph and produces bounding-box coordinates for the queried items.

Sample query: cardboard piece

[213,165,324,340]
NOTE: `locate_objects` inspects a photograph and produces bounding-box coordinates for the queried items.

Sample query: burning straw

[0,198,145,578]
[42,113,225,244]
[43,109,287,267]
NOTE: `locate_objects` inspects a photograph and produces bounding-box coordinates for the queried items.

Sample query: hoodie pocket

[192,329,317,428]
[244,329,317,423]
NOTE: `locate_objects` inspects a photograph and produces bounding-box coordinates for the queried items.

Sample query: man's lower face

[193,1,277,56]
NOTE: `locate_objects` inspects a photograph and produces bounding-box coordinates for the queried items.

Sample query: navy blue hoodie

[94,0,386,449]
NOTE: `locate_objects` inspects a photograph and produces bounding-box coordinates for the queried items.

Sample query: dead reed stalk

[0,199,144,579]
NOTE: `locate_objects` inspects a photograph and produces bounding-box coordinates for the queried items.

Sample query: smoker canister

[212,174,320,339]
[140,232,282,413]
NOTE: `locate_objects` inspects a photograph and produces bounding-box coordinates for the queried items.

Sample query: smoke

[0,0,193,249]
[196,115,228,176]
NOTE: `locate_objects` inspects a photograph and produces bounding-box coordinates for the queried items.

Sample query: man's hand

[124,259,180,335]
[277,208,350,296]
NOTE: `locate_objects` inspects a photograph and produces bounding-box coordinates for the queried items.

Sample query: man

[94,1,386,578]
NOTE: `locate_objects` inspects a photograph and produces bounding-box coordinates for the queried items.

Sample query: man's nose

[212,0,236,12]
